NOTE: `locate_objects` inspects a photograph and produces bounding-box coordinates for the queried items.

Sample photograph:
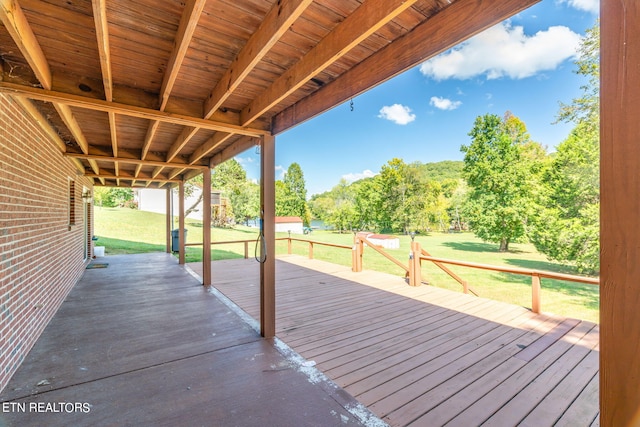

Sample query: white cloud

[559,0,599,13]
[342,169,377,183]
[275,165,286,179]
[430,96,462,111]
[419,23,582,81]
[235,156,254,164]
[378,104,416,125]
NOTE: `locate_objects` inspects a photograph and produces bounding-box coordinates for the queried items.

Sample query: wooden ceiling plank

[210,135,257,168]
[273,0,541,134]
[239,0,419,126]
[53,102,89,154]
[189,132,233,164]
[64,152,209,170]
[152,166,164,179]
[134,163,143,178]
[166,126,199,162]
[168,168,186,180]
[13,96,66,152]
[160,0,207,111]
[203,0,313,119]
[141,120,160,160]
[0,0,52,90]
[0,82,267,137]
[92,0,113,101]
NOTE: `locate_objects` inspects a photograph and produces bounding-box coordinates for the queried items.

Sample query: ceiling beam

[239,0,418,126]
[160,0,206,111]
[189,132,234,164]
[143,0,207,163]
[166,126,199,162]
[210,136,257,168]
[53,103,89,154]
[203,0,313,119]
[92,0,120,178]
[13,96,66,152]
[65,152,209,170]
[272,0,541,134]
[92,0,113,102]
[0,0,52,90]
[84,172,181,183]
[0,82,268,137]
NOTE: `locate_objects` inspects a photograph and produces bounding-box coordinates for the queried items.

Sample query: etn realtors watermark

[2,402,91,413]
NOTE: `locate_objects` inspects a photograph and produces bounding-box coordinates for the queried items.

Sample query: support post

[531,274,541,314]
[202,169,211,286]
[260,134,276,338]
[308,241,314,259]
[600,2,640,424]
[409,241,422,286]
[165,187,171,253]
[352,237,363,272]
[178,180,185,265]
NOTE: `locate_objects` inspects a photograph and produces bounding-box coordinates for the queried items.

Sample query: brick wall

[0,94,92,392]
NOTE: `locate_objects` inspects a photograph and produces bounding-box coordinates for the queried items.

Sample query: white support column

[178,180,186,265]
[166,187,172,254]
[260,134,276,338]
[202,169,212,286]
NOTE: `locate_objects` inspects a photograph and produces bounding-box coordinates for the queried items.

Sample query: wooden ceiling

[0,0,538,188]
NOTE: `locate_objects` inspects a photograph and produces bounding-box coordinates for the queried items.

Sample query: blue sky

[236,0,600,197]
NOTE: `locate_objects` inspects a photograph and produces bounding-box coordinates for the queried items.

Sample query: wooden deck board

[0,254,374,427]
[190,255,600,427]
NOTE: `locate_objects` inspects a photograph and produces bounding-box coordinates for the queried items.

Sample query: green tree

[93,187,134,208]
[529,21,600,274]
[278,163,311,226]
[461,113,543,251]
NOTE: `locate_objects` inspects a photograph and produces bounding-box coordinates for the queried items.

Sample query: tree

[93,187,134,208]
[529,21,600,274]
[278,163,311,226]
[461,113,543,251]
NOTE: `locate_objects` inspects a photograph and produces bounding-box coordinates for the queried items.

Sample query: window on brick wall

[69,179,76,226]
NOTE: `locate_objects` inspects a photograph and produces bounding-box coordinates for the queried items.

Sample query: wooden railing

[189,236,599,315]
[418,251,599,314]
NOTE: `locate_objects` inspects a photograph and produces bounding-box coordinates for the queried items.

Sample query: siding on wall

[0,94,93,392]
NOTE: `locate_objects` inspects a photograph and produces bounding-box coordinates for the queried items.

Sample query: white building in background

[137,188,204,220]
[275,216,304,234]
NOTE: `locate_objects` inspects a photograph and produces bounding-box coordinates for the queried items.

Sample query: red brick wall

[0,94,93,392]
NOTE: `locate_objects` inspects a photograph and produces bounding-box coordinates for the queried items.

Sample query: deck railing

[189,236,599,314]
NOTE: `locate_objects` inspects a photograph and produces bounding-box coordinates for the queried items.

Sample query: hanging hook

[350,98,354,112]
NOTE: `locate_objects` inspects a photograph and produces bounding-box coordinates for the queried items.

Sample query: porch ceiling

[0,0,538,188]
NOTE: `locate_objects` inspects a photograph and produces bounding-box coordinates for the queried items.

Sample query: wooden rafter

[210,136,258,168]
[0,82,267,137]
[160,0,206,111]
[203,0,313,119]
[92,0,120,178]
[272,0,541,134]
[189,132,233,164]
[167,126,199,162]
[64,152,209,170]
[84,172,181,183]
[13,96,66,152]
[0,0,51,90]
[142,0,207,164]
[92,0,113,102]
[240,0,419,126]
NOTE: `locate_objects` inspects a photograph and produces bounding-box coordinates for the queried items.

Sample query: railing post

[409,241,422,286]
[244,241,248,259]
[308,241,314,259]
[462,281,469,294]
[531,273,541,314]
[352,237,363,272]
[287,238,292,254]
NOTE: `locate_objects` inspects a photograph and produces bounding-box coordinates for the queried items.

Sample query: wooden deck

[0,253,378,427]
[189,255,600,427]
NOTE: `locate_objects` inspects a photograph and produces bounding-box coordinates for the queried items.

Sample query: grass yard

[95,207,599,323]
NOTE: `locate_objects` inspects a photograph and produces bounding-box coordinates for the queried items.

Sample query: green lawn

[95,207,599,323]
